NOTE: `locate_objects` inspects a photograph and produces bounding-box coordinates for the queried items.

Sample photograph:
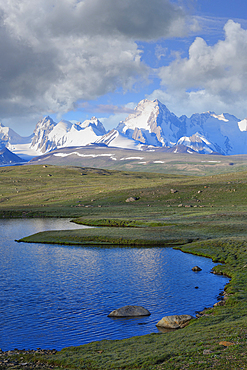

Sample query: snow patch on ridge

[238,118,247,132]
[211,113,229,122]
[53,152,117,161]
[120,156,144,161]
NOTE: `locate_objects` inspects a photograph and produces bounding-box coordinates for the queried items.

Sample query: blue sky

[1,0,247,135]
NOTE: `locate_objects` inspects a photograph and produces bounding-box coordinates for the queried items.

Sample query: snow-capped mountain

[0,122,32,146]
[0,142,25,165]
[31,116,57,152]
[95,129,142,150]
[31,116,106,153]
[1,98,247,160]
[177,133,216,154]
[117,99,185,147]
[116,99,247,155]
[179,111,247,155]
[0,122,34,162]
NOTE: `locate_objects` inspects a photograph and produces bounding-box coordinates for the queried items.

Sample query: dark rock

[108,305,151,317]
[192,266,202,271]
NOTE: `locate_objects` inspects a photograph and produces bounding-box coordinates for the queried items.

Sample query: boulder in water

[192,266,202,271]
[108,305,151,317]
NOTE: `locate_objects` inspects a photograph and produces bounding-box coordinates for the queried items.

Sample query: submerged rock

[192,266,202,271]
[156,314,193,329]
[108,305,151,317]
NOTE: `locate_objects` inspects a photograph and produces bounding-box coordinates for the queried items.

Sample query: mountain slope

[0,144,25,165]
[95,129,142,150]
[30,116,106,153]
[117,99,185,147]
[117,99,247,155]
[181,112,247,155]
[0,123,32,145]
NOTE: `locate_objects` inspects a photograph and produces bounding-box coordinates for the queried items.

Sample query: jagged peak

[33,116,57,132]
[78,117,106,135]
[136,98,162,108]
[38,115,55,123]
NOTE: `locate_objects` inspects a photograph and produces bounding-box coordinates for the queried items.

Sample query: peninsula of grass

[2,164,247,368]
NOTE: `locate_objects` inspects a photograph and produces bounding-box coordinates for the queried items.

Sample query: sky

[1,0,247,136]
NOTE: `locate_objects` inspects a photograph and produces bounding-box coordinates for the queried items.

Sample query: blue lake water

[0,218,229,351]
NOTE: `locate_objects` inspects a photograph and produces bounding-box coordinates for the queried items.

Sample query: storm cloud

[0,0,186,121]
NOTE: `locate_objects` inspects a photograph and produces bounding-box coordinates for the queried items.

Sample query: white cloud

[98,102,138,130]
[0,0,186,122]
[153,20,247,118]
[155,45,168,60]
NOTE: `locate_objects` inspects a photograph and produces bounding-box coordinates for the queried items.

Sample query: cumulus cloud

[0,0,186,122]
[154,20,247,118]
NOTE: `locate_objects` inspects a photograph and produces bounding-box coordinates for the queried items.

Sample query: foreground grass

[2,164,247,368]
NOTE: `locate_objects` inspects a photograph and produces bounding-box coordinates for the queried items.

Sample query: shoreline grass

[1,164,247,368]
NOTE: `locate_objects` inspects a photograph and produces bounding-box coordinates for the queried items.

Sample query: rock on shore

[156,314,193,329]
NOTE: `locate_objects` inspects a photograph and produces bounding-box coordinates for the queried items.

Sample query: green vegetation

[1,164,247,368]
[1,164,247,220]
[0,164,188,218]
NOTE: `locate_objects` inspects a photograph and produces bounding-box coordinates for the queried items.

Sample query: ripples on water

[0,219,229,351]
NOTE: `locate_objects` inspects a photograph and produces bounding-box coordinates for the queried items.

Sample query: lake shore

[1,164,247,368]
[13,227,247,369]
[2,236,247,369]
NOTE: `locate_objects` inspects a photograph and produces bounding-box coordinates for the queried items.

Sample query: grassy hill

[1,163,247,219]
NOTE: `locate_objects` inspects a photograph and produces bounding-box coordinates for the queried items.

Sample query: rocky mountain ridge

[1,99,247,161]
[31,116,106,153]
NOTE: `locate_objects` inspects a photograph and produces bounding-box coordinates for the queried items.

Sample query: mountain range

[1,98,247,164]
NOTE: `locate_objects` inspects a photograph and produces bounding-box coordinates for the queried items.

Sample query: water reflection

[0,218,229,351]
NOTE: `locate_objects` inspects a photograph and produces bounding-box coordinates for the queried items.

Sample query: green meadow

[1,163,247,369]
